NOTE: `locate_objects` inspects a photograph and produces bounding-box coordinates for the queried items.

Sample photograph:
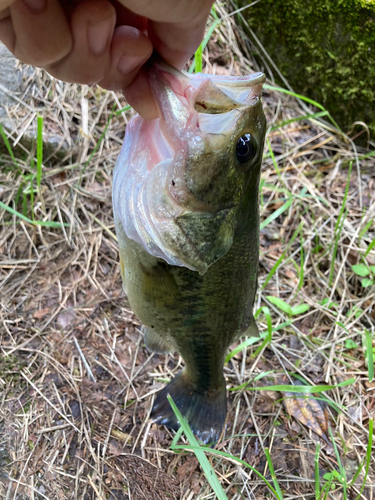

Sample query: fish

[112,56,266,444]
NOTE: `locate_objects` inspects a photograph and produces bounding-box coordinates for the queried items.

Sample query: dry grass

[1,4,375,499]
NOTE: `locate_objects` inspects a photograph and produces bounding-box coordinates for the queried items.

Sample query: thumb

[0,0,15,19]
[147,0,213,69]
[0,0,15,10]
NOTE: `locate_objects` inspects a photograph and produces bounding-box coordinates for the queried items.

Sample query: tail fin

[151,371,227,445]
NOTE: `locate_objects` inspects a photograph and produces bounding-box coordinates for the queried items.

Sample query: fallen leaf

[111,429,133,445]
[190,471,201,495]
[176,456,198,482]
[56,309,76,329]
[33,308,50,319]
[108,440,123,457]
[281,377,330,445]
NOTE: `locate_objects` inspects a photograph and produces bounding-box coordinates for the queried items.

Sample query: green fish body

[113,60,266,443]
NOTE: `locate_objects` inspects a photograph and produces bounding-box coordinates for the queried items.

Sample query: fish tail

[151,370,227,445]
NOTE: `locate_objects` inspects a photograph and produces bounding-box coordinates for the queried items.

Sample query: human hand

[0,0,213,118]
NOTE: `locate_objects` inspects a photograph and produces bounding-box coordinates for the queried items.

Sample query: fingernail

[88,20,112,56]
[118,55,144,75]
[23,0,46,12]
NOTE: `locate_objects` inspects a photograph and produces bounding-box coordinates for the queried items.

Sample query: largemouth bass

[112,58,266,444]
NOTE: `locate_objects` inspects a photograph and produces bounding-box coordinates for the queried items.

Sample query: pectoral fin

[244,315,260,338]
[142,326,175,354]
[140,262,180,308]
[174,208,236,274]
[119,254,127,293]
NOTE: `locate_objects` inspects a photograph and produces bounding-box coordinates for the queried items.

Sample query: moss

[239,0,375,138]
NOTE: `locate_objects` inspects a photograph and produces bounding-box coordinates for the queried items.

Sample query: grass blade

[171,444,283,499]
[0,122,18,167]
[231,377,355,393]
[225,331,267,364]
[329,427,347,499]
[260,197,293,230]
[364,329,374,382]
[266,296,292,316]
[262,221,303,289]
[365,236,375,256]
[354,418,373,500]
[297,224,304,291]
[264,84,341,131]
[189,16,221,73]
[265,136,283,182]
[115,105,132,116]
[194,44,203,73]
[271,110,328,130]
[359,219,373,239]
[37,115,43,193]
[265,448,284,499]
[252,306,273,358]
[167,395,228,500]
[329,162,352,286]
[0,200,69,228]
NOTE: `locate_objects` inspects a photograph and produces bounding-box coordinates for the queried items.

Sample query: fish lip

[200,72,266,87]
[150,52,266,88]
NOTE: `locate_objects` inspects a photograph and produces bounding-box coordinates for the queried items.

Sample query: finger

[118,0,207,24]
[124,66,159,120]
[118,0,214,69]
[111,1,146,31]
[0,12,15,51]
[46,0,116,84]
[148,1,213,69]
[98,25,152,90]
[0,0,16,14]
[9,0,72,65]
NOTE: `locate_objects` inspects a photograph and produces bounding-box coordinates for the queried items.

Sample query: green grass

[364,330,374,382]
[352,263,375,288]
[0,200,70,228]
[261,221,304,290]
[230,377,355,394]
[264,84,342,132]
[0,122,18,168]
[266,296,310,317]
[194,44,203,74]
[168,391,370,499]
[259,196,293,231]
[37,115,43,193]
[1,105,132,230]
[168,395,229,500]
[314,419,374,500]
[271,110,329,131]
[0,118,69,228]
[353,418,374,500]
[190,7,221,74]
[328,161,352,286]
[168,395,284,500]
[365,236,375,256]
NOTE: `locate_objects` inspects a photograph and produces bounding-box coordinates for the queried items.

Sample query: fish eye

[236,134,256,164]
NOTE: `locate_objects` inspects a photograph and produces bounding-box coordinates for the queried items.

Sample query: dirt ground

[1,5,375,500]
